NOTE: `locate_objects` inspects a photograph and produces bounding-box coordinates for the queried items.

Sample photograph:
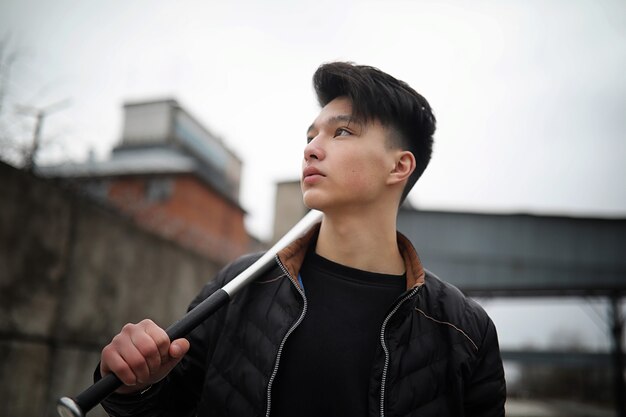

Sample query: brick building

[40,99,258,264]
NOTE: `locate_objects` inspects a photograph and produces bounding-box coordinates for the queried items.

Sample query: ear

[387,151,416,186]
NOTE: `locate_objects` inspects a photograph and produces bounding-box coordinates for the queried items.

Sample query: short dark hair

[312,62,436,203]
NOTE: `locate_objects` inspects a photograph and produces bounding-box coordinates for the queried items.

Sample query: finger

[169,338,190,359]
[111,325,153,385]
[101,344,139,387]
[131,320,170,373]
[116,340,151,385]
[129,329,165,377]
[142,320,171,363]
[141,338,189,384]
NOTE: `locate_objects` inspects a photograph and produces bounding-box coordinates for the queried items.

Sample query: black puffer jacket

[102,224,506,417]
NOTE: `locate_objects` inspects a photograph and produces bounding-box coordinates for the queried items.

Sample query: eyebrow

[306,115,361,136]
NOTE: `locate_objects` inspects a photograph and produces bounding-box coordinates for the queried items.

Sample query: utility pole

[611,295,626,417]
[16,98,70,172]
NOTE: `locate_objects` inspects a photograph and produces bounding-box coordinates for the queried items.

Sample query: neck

[315,206,405,275]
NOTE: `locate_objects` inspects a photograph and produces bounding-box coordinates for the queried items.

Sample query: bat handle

[56,289,231,417]
[57,373,122,417]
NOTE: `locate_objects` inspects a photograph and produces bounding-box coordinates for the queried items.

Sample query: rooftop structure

[40,99,254,263]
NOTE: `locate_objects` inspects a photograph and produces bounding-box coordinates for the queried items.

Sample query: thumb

[169,338,190,359]
[148,338,190,386]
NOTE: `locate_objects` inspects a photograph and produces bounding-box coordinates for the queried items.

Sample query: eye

[334,127,352,137]
[306,136,314,144]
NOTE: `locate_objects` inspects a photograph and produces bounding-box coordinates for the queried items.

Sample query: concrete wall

[0,161,222,417]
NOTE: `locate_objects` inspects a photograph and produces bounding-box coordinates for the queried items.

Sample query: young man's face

[301,96,401,212]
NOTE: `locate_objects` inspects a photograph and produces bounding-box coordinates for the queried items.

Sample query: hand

[100,319,190,394]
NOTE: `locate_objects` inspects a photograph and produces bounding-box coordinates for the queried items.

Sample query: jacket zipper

[265,255,308,417]
[379,285,422,417]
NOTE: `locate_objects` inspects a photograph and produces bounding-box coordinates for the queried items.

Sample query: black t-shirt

[271,246,406,417]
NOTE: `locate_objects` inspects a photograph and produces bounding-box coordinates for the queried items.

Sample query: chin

[302,192,328,212]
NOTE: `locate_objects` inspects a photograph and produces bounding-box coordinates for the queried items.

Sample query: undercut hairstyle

[313,62,436,204]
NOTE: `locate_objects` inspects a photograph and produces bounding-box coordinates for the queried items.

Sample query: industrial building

[39,99,257,264]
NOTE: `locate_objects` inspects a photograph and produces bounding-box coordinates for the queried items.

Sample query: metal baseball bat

[57,209,323,417]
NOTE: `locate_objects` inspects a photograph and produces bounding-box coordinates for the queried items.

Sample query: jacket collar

[276,223,426,291]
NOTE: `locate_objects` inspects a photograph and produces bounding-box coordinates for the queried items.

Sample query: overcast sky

[1,0,625,351]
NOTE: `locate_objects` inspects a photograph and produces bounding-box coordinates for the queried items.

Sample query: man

[98,62,506,416]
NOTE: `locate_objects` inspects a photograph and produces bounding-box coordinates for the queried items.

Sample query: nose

[304,135,325,162]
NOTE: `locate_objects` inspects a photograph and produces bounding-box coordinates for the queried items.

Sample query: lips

[302,166,325,184]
